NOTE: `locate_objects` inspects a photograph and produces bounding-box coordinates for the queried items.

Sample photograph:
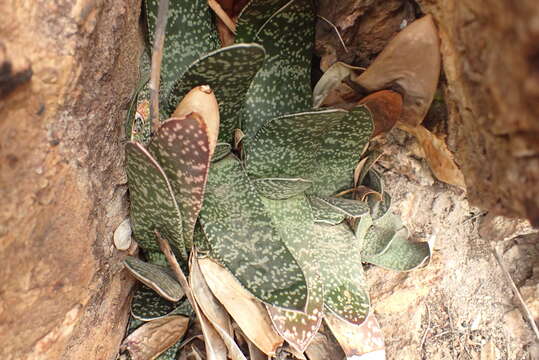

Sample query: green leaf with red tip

[313,223,370,325]
[164,44,267,143]
[125,142,186,262]
[239,0,315,136]
[198,155,308,310]
[245,107,373,196]
[148,115,211,251]
[262,195,324,353]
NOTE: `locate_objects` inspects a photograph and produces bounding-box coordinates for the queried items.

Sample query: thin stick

[492,246,539,340]
[208,0,237,34]
[155,230,195,306]
[149,0,170,134]
[420,303,431,350]
[317,15,348,53]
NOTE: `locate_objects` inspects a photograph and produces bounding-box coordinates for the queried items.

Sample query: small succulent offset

[121,0,432,359]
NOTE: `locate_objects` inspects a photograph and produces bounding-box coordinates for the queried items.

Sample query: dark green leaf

[199,155,307,310]
[131,285,185,321]
[212,143,232,163]
[164,44,266,143]
[312,197,370,218]
[235,0,293,42]
[254,178,312,200]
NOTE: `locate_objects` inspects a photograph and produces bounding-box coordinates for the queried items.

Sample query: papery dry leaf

[195,306,228,360]
[359,90,402,137]
[304,332,346,360]
[398,122,466,188]
[172,85,220,156]
[178,340,207,360]
[313,62,363,108]
[190,257,247,360]
[324,311,385,359]
[198,257,284,356]
[352,15,441,126]
[122,315,190,360]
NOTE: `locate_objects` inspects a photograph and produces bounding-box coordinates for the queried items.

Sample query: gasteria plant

[120,0,432,359]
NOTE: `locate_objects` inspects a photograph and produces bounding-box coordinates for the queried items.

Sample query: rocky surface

[316,0,539,225]
[0,0,142,358]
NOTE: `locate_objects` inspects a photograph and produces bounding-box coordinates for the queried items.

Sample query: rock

[0,0,141,358]
[520,282,539,324]
[114,218,133,251]
[503,309,531,341]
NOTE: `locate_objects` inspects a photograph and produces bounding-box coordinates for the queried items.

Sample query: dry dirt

[366,128,539,360]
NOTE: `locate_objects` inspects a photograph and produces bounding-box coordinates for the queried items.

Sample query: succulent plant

[121,0,432,359]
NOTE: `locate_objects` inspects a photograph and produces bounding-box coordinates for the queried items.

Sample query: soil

[366,128,539,360]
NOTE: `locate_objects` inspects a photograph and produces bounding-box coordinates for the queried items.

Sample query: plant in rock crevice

[120,0,432,359]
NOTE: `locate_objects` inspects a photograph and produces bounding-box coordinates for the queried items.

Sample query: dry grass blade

[198,257,284,356]
[324,311,385,359]
[149,0,170,133]
[122,315,189,360]
[492,246,539,341]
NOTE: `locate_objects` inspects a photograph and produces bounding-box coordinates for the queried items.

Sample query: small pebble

[113,218,132,251]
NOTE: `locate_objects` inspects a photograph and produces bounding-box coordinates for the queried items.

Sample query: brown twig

[149,0,170,134]
[420,303,431,350]
[208,0,237,34]
[491,246,539,340]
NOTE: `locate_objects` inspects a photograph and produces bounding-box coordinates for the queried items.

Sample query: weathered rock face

[0,0,142,358]
[415,0,539,225]
[316,0,539,225]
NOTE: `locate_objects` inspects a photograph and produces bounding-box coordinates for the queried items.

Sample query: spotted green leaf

[124,256,183,302]
[164,44,266,143]
[212,143,232,163]
[313,223,370,325]
[198,155,307,310]
[148,115,211,251]
[131,285,185,321]
[125,142,186,262]
[239,0,315,136]
[235,0,293,42]
[311,197,370,218]
[253,178,312,200]
[144,0,219,108]
[262,195,324,352]
[361,212,403,257]
[246,107,373,196]
[309,197,346,225]
[351,214,373,250]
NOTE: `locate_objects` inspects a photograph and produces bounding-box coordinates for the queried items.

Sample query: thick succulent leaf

[148,116,211,251]
[246,107,373,196]
[124,256,184,302]
[362,228,431,271]
[351,214,373,250]
[254,178,312,200]
[164,44,266,143]
[235,0,293,42]
[325,311,385,359]
[240,0,315,136]
[262,195,324,353]
[312,197,370,218]
[313,223,370,325]
[212,143,232,162]
[198,257,284,356]
[125,142,186,261]
[122,315,189,360]
[198,155,307,310]
[131,285,184,321]
[361,212,403,257]
[369,191,391,221]
[309,197,346,225]
[144,0,220,106]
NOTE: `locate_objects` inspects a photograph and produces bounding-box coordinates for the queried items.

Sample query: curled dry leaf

[324,311,385,360]
[172,85,220,156]
[197,257,284,356]
[398,122,466,188]
[313,62,363,108]
[359,90,402,137]
[352,15,441,126]
[190,256,247,360]
[304,331,346,360]
[122,315,189,360]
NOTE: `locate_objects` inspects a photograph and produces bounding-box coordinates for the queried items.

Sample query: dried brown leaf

[313,62,363,108]
[122,315,189,360]
[359,90,402,137]
[398,123,466,188]
[304,332,345,360]
[325,311,385,359]
[353,15,441,126]
[198,257,284,356]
